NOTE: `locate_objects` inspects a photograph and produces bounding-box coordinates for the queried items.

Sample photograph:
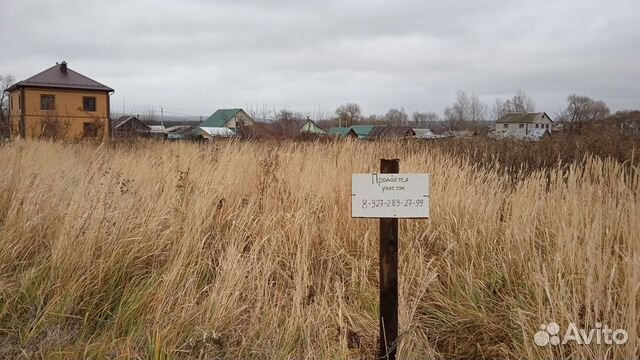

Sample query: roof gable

[200,108,243,128]
[349,125,376,137]
[112,116,150,131]
[299,119,326,133]
[328,127,357,137]
[9,63,113,92]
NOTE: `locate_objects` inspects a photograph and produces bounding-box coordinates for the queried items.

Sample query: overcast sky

[1,0,638,119]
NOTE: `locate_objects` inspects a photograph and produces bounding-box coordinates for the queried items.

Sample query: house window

[535,124,539,128]
[83,122,98,137]
[18,95,21,110]
[503,124,508,129]
[40,94,55,110]
[83,97,96,112]
[519,124,524,128]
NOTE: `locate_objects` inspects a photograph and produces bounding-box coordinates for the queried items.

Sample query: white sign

[351,173,429,218]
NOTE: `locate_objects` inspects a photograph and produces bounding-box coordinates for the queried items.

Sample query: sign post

[379,159,399,360]
[351,159,430,360]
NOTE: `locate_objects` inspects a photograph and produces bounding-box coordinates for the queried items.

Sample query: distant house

[148,125,166,133]
[443,130,478,138]
[491,127,551,141]
[164,126,195,140]
[413,128,448,140]
[199,108,254,136]
[368,126,415,139]
[413,128,435,138]
[349,125,376,139]
[111,116,150,138]
[328,127,357,138]
[297,118,326,135]
[194,127,236,139]
[496,112,553,135]
[7,61,114,141]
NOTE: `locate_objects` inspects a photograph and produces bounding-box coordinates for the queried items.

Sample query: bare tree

[385,108,409,126]
[275,108,297,123]
[245,102,274,121]
[412,111,439,128]
[443,91,469,131]
[502,89,535,113]
[272,108,306,137]
[312,108,330,122]
[335,103,361,127]
[140,105,156,123]
[559,94,610,133]
[443,106,459,131]
[492,90,536,120]
[491,98,506,120]
[361,114,386,124]
[0,74,15,132]
[469,94,487,123]
[443,90,487,130]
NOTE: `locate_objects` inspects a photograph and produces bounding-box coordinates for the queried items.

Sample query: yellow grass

[0,139,638,359]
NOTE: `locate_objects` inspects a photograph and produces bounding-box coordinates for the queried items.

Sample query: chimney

[60,61,67,74]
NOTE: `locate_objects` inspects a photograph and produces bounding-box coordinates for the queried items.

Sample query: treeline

[243,89,637,135]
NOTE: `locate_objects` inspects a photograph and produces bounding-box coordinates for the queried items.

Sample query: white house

[491,127,551,141]
[195,127,236,139]
[496,112,553,135]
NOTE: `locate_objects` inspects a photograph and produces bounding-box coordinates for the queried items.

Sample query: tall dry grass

[0,139,638,359]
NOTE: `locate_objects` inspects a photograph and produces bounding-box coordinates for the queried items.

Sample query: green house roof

[328,127,355,137]
[349,125,376,138]
[327,127,351,136]
[200,108,243,128]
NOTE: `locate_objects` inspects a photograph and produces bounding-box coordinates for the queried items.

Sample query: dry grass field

[0,139,638,359]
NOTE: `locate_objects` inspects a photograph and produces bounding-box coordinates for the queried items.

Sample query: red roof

[8,62,113,92]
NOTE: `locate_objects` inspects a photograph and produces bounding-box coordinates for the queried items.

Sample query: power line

[161,109,203,117]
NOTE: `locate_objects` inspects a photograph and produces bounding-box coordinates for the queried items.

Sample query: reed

[0,139,637,359]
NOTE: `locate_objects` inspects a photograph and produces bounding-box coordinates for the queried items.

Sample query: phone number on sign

[361,199,425,209]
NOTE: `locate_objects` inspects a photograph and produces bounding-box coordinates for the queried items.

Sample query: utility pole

[161,106,164,128]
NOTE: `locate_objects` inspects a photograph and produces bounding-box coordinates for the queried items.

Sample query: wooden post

[379,159,399,360]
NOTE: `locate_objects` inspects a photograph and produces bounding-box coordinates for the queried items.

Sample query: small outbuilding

[111,116,150,138]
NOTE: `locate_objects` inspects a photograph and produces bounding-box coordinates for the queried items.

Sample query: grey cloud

[1,0,638,117]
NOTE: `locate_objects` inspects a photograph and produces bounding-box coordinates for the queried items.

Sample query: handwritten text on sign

[351,174,430,218]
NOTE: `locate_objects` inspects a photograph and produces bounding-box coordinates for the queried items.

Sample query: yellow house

[7,61,114,141]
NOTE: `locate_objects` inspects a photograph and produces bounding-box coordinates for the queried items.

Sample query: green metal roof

[200,108,242,128]
[349,125,375,138]
[328,127,354,137]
